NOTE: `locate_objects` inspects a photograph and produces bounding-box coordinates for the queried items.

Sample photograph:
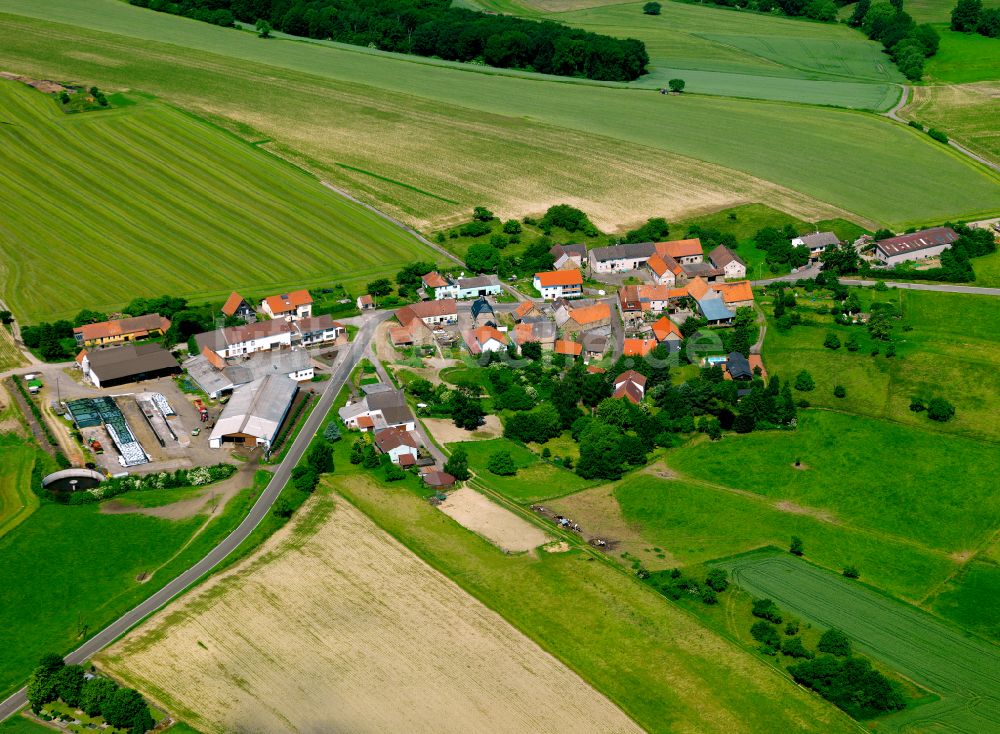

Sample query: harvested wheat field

[99,493,641,734]
[438,486,549,552]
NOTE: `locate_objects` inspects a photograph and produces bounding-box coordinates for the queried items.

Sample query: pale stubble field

[99,494,643,734]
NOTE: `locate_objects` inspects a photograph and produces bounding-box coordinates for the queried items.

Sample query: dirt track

[100,491,642,734]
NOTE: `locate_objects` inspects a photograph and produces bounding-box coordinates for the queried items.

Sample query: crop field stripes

[718,550,1000,733]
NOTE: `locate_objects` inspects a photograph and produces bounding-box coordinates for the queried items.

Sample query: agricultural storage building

[208,374,298,450]
[73,313,171,347]
[77,343,180,388]
[874,227,959,266]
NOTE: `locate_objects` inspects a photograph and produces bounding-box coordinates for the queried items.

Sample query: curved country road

[884,84,1000,175]
[0,311,390,722]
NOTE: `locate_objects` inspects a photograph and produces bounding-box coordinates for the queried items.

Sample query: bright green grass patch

[0,716,60,733]
[927,558,1000,641]
[925,26,1000,83]
[450,438,595,502]
[331,474,859,733]
[0,78,440,322]
[0,435,39,539]
[110,485,212,509]
[0,485,258,698]
[0,4,997,231]
[972,249,1000,286]
[761,288,1000,442]
[669,410,1000,554]
[614,473,954,602]
[718,550,1000,734]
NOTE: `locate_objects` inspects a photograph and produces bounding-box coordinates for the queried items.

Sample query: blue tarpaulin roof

[698,296,734,321]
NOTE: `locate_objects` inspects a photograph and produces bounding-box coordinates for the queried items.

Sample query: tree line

[849,0,940,80]
[129,0,649,81]
[951,0,1000,37]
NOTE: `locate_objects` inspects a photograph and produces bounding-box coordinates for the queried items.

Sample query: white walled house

[261,289,313,321]
[534,270,583,300]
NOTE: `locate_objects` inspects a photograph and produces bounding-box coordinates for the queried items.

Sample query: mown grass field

[0,435,39,539]
[449,438,596,503]
[327,474,859,733]
[0,485,259,698]
[761,288,1000,442]
[0,327,25,372]
[608,471,955,602]
[669,411,1000,556]
[544,1,903,108]
[0,78,441,323]
[0,3,997,235]
[924,27,1000,83]
[906,82,1000,166]
[718,550,1000,734]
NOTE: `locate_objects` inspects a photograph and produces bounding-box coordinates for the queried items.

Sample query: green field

[0,435,40,539]
[331,473,858,733]
[545,1,903,108]
[718,550,1000,733]
[0,78,441,323]
[610,472,955,601]
[925,27,1000,83]
[0,3,998,236]
[669,411,1000,555]
[761,288,1000,442]
[0,483,261,697]
[449,438,596,503]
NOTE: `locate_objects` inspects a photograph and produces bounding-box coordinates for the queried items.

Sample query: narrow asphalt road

[839,279,1000,296]
[0,311,390,722]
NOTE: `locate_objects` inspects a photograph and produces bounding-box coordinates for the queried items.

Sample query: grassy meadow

[330,473,859,734]
[906,82,1000,166]
[449,438,596,503]
[0,79,441,323]
[0,484,260,698]
[760,288,1000,442]
[668,411,999,555]
[924,27,1000,83]
[0,3,997,235]
[0,435,40,539]
[718,551,1000,733]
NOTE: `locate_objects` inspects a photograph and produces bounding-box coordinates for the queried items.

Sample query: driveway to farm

[0,309,392,722]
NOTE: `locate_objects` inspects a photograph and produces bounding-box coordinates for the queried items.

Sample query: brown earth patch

[423,415,502,444]
[549,484,679,569]
[774,501,837,524]
[438,486,549,552]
